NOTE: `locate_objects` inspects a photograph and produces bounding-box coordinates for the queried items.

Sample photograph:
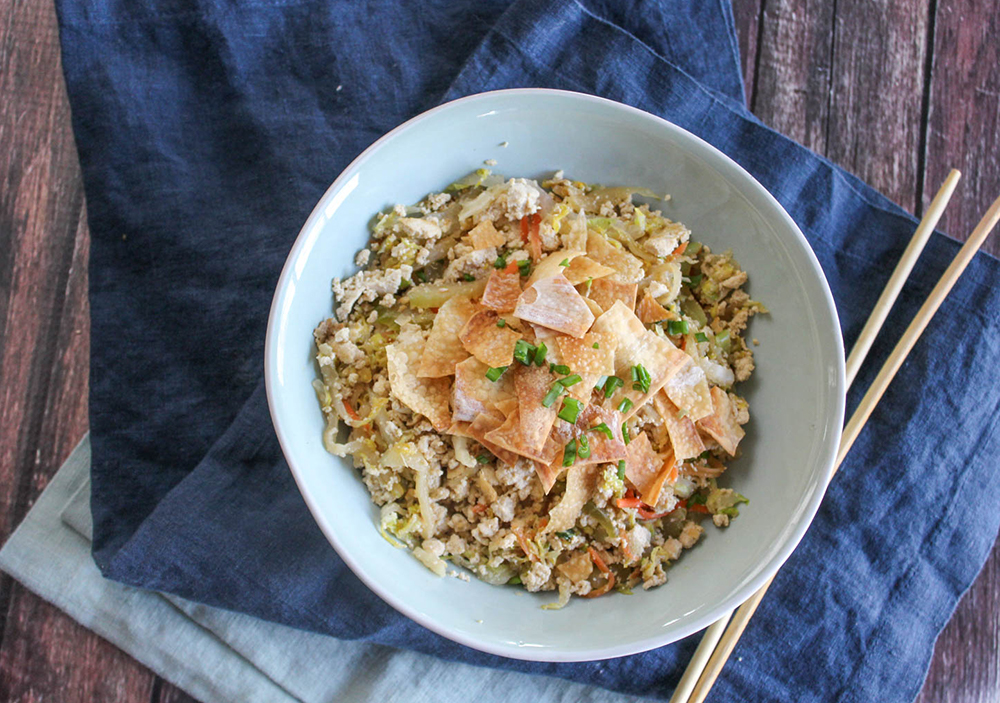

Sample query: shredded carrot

[583,547,616,598]
[470,503,488,514]
[503,260,520,275]
[620,536,634,563]
[636,506,672,520]
[664,454,678,485]
[679,335,687,351]
[687,503,711,514]
[616,497,643,510]
[527,213,542,262]
[514,528,539,562]
[342,399,361,423]
[671,241,688,257]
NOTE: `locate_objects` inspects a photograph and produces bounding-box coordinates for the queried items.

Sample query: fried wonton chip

[590,301,690,418]
[515,364,559,453]
[495,396,519,417]
[653,391,707,461]
[563,256,615,285]
[583,296,604,319]
[635,290,672,324]
[542,463,602,534]
[527,249,584,286]
[586,230,645,283]
[588,278,638,314]
[467,411,521,466]
[663,360,714,421]
[697,386,746,456]
[556,550,593,581]
[481,266,522,313]
[466,219,505,250]
[624,431,674,506]
[533,460,564,495]
[387,338,451,431]
[484,409,561,464]
[459,310,521,367]
[417,295,478,377]
[571,404,627,466]
[451,357,514,422]
[515,274,595,338]
[555,332,617,404]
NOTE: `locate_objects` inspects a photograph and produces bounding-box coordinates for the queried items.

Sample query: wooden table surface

[1,0,998,700]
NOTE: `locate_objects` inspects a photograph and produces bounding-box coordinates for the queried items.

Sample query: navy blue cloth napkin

[60,0,1000,701]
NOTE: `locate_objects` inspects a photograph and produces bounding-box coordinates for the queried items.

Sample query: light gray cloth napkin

[0,435,647,703]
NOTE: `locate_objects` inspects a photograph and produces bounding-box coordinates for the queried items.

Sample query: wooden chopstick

[681,189,1000,703]
[669,171,962,703]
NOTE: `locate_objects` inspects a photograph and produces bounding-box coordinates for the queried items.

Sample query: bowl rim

[264,87,846,662]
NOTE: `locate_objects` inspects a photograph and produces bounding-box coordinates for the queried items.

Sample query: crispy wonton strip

[588,278,639,314]
[459,310,521,367]
[481,266,522,313]
[483,409,561,464]
[696,386,745,456]
[467,411,521,466]
[387,339,452,431]
[542,464,602,534]
[586,230,645,283]
[451,356,514,422]
[590,301,690,418]
[653,391,707,461]
[416,295,477,377]
[515,364,559,453]
[563,256,615,285]
[623,431,674,506]
[663,360,714,421]
[635,289,672,324]
[515,274,595,338]
[527,249,585,286]
[467,219,505,250]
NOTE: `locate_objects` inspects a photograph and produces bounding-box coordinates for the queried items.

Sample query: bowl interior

[266,90,844,661]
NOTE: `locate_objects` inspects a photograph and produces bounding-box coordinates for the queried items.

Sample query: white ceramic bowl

[265,89,845,661]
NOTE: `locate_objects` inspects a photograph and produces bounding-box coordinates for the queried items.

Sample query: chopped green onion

[496,318,507,328]
[485,366,507,382]
[689,492,707,506]
[677,408,688,419]
[603,376,624,398]
[583,277,593,295]
[558,374,582,387]
[517,259,531,276]
[476,453,491,464]
[398,279,412,291]
[695,332,708,343]
[687,273,703,287]
[415,270,428,283]
[697,450,711,460]
[594,375,609,391]
[590,422,613,440]
[494,254,508,269]
[507,575,522,585]
[463,273,476,282]
[719,506,741,517]
[592,342,600,349]
[551,364,571,375]
[563,439,577,466]
[631,364,651,393]
[513,339,536,366]
[557,397,583,423]
[555,529,576,540]
[534,342,548,366]
[559,258,570,267]
[717,329,732,352]
[617,460,626,480]
[577,434,591,459]
[541,384,563,408]
[667,320,689,336]
[617,398,634,414]
[622,422,630,444]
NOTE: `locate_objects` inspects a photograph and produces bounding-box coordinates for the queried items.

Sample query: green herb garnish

[514,339,536,366]
[551,364,571,375]
[559,258,570,267]
[617,398,634,414]
[631,364,651,393]
[622,422,630,444]
[463,273,475,282]
[558,374,582,387]
[558,397,583,423]
[577,433,591,459]
[695,332,708,343]
[534,342,548,366]
[667,320,689,336]
[603,376,624,398]
[541,384,563,408]
[517,259,531,276]
[494,254,508,269]
[591,422,613,440]
[563,439,577,466]
[617,460,626,480]
[476,454,491,464]
[497,318,507,328]
[485,366,507,382]
[415,270,428,283]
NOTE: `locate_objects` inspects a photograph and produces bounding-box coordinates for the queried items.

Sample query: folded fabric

[59,0,1000,701]
[0,436,647,703]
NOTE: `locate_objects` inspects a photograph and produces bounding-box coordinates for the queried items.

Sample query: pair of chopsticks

[670,171,1000,703]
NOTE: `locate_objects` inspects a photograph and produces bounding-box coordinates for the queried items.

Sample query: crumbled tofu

[443,247,496,281]
[397,217,443,241]
[422,538,446,557]
[425,192,451,212]
[647,280,671,299]
[644,222,690,258]
[331,265,412,319]
[492,492,517,523]
[445,534,467,555]
[502,178,541,220]
[678,522,704,549]
[522,561,552,592]
[713,513,731,528]
[355,248,371,267]
[484,158,497,166]
[392,204,406,216]
[472,516,499,543]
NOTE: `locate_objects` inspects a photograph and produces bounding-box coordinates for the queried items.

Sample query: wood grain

[0,0,997,702]
[922,0,1000,255]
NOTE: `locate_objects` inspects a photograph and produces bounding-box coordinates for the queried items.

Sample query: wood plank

[922,0,1000,256]
[156,682,201,703]
[825,0,931,212]
[731,0,762,105]
[0,0,164,700]
[751,0,835,151]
